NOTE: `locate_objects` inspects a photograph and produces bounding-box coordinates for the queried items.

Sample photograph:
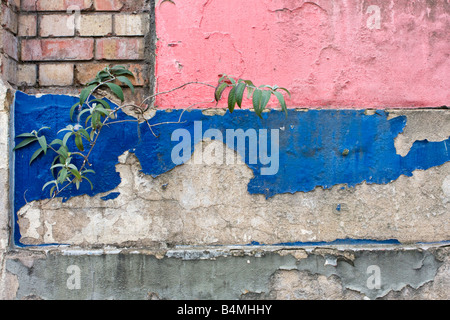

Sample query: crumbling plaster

[2,245,449,300]
[17,137,450,247]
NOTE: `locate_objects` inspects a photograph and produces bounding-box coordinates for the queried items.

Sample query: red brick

[39,63,74,86]
[95,38,144,60]
[75,62,147,86]
[39,14,75,37]
[18,15,37,37]
[2,30,18,60]
[21,0,92,11]
[21,38,94,61]
[1,4,18,34]
[94,0,123,11]
[74,62,109,84]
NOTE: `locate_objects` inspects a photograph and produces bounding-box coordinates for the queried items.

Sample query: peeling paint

[12,92,450,246]
[3,246,449,300]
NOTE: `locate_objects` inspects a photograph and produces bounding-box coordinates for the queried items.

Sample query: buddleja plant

[14,66,290,198]
[215,74,290,117]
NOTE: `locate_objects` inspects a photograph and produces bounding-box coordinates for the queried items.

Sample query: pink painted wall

[155,0,449,109]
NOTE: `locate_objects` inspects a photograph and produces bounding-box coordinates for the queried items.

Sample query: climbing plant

[13,66,290,198]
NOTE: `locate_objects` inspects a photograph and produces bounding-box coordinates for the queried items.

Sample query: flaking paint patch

[390,110,450,156]
[3,247,448,300]
[17,147,450,246]
[12,92,450,246]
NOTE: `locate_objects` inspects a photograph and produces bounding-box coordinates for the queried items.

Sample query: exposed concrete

[17,138,450,247]
[389,110,450,156]
[2,245,449,300]
[0,76,12,301]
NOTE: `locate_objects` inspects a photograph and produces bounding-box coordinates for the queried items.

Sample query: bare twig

[139,81,216,109]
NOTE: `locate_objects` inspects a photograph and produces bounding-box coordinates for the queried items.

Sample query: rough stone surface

[390,110,450,157]
[1,246,449,300]
[17,138,450,247]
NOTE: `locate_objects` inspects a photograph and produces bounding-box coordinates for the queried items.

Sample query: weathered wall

[155,0,449,109]
[1,0,450,301]
[11,97,450,247]
[16,0,154,102]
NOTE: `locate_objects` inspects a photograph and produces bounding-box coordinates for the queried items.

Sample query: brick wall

[2,0,153,101]
[1,0,19,85]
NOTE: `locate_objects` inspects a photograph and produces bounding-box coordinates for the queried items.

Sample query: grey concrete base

[2,244,449,300]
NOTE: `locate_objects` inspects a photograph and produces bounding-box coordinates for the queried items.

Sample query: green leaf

[70,168,82,180]
[218,74,227,83]
[49,185,56,197]
[67,164,78,171]
[62,132,72,147]
[50,163,65,170]
[246,86,255,99]
[243,80,255,87]
[38,126,50,133]
[37,135,47,155]
[57,168,68,185]
[97,70,111,81]
[214,82,228,102]
[86,79,100,86]
[93,106,110,117]
[42,180,57,192]
[252,89,262,118]
[81,169,95,175]
[57,146,69,161]
[276,87,292,99]
[78,128,91,142]
[260,90,272,113]
[75,134,84,151]
[91,112,100,129]
[273,91,288,117]
[105,82,124,102]
[234,82,246,108]
[50,139,64,146]
[91,98,111,110]
[80,85,97,106]
[227,87,237,113]
[111,69,135,77]
[85,115,93,127]
[15,132,36,139]
[82,176,94,190]
[57,125,74,135]
[29,148,44,165]
[116,76,135,94]
[89,129,96,141]
[111,65,126,71]
[13,137,37,151]
[77,108,92,122]
[70,102,80,122]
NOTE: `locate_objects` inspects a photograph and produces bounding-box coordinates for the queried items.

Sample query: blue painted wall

[13,91,450,246]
